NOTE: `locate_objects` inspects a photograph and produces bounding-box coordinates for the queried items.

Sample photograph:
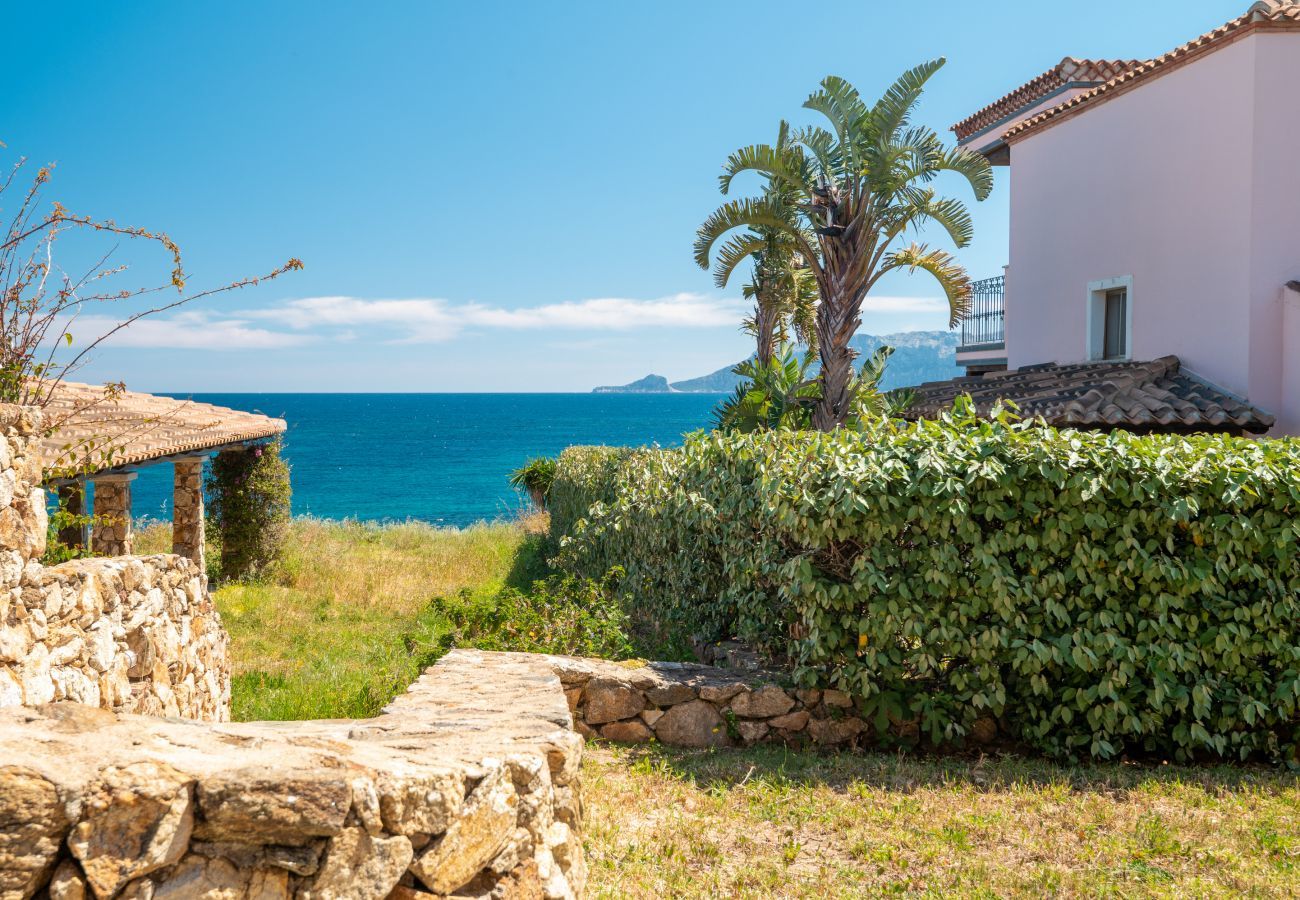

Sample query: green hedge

[547,445,632,539]
[552,404,1300,762]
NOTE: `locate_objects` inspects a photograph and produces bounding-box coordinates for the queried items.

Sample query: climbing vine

[206,438,291,582]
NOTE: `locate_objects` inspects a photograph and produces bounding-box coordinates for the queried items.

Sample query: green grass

[583,744,1300,898]
[140,515,551,720]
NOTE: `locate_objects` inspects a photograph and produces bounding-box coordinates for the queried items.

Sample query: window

[1102,288,1127,359]
[1086,276,1132,361]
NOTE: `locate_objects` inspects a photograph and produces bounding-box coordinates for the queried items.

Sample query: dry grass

[583,744,1300,898]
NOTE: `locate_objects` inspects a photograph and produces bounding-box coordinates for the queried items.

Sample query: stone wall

[0,649,585,900]
[555,656,999,750]
[0,406,229,721]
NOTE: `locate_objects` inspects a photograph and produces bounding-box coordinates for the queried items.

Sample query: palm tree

[738,234,819,367]
[708,125,819,368]
[695,60,992,430]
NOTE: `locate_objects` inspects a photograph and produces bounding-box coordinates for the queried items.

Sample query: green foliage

[508,456,558,506]
[42,489,94,564]
[714,349,821,433]
[552,403,1300,762]
[206,438,291,582]
[713,345,908,434]
[425,570,636,661]
[547,445,634,539]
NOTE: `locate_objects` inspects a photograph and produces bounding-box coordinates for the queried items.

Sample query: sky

[1,0,1247,392]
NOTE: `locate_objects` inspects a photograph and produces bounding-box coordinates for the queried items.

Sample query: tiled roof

[1005,1,1300,142]
[951,58,1140,141]
[901,356,1274,434]
[39,381,286,475]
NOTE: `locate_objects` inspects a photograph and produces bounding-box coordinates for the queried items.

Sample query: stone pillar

[91,473,136,557]
[55,481,89,552]
[172,455,206,568]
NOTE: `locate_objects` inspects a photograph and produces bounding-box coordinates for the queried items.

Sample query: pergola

[40,382,287,570]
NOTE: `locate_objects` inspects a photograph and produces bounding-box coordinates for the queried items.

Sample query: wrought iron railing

[960,275,1004,347]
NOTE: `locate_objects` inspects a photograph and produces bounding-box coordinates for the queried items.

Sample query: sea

[128,394,722,527]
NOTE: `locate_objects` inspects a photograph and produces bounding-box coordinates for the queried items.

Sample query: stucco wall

[1005,35,1263,397]
[1248,32,1300,428]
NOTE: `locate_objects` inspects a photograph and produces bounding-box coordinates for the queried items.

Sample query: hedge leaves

[552,405,1300,762]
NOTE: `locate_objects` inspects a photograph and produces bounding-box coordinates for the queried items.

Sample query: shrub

[206,438,291,582]
[547,445,633,539]
[416,570,637,662]
[508,457,558,508]
[552,402,1300,762]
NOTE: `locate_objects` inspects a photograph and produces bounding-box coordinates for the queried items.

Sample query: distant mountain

[594,331,962,394]
[593,373,675,394]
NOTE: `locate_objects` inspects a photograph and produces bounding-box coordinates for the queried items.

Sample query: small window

[1102,288,1127,359]
[1086,277,1132,361]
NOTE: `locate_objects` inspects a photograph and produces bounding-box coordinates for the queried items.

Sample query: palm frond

[803,76,869,177]
[694,196,801,270]
[717,140,809,195]
[711,232,767,288]
[788,125,842,180]
[881,243,971,326]
[871,58,946,140]
[888,193,974,248]
[934,146,995,202]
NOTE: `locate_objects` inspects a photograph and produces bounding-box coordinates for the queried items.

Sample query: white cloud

[861,296,950,314]
[65,311,313,350]
[57,292,948,352]
[254,292,749,343]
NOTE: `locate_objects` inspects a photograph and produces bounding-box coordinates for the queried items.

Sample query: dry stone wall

[0,406,229,721]
[0,650,585,900]
[555,656,999,750]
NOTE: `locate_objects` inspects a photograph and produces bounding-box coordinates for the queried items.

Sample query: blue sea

[129,394,722,527]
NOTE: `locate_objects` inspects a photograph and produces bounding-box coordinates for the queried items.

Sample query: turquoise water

[128,394,721,526]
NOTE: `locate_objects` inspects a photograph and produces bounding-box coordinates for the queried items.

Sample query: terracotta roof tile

[1005,1,1300,142]
[952,58,1140,141]
[39,381,286,475]
[901,356,1274,434]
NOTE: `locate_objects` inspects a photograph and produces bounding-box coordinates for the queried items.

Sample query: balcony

[956,275,1007,374]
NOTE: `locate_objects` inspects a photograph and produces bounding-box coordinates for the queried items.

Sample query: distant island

[593,330,962,394]
[593,374,676,394]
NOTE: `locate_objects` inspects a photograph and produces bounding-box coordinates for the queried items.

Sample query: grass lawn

[138,517,1300,897]
[584,744,1300,898]
[138,515,549,720]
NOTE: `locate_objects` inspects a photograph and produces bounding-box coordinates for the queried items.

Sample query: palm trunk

[754,300,777,368]
[812,281,860,431]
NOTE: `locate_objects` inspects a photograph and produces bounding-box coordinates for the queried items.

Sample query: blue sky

[3,0,1243,392]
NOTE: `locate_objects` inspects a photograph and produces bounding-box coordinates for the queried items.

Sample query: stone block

[822,689,854,708]
[300,827,413,899]
[582,677,645,725]
[599,719,654,743]
[644,682,696,706]
[728,685,795,719]
[410,764,518,895]
[807,716,866,745]
[769,710,810,732]
[652,700,731,748]
[68,761,195,898]
[698,682,746,704]
[196,773,351,845]
[0,766,70,900]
